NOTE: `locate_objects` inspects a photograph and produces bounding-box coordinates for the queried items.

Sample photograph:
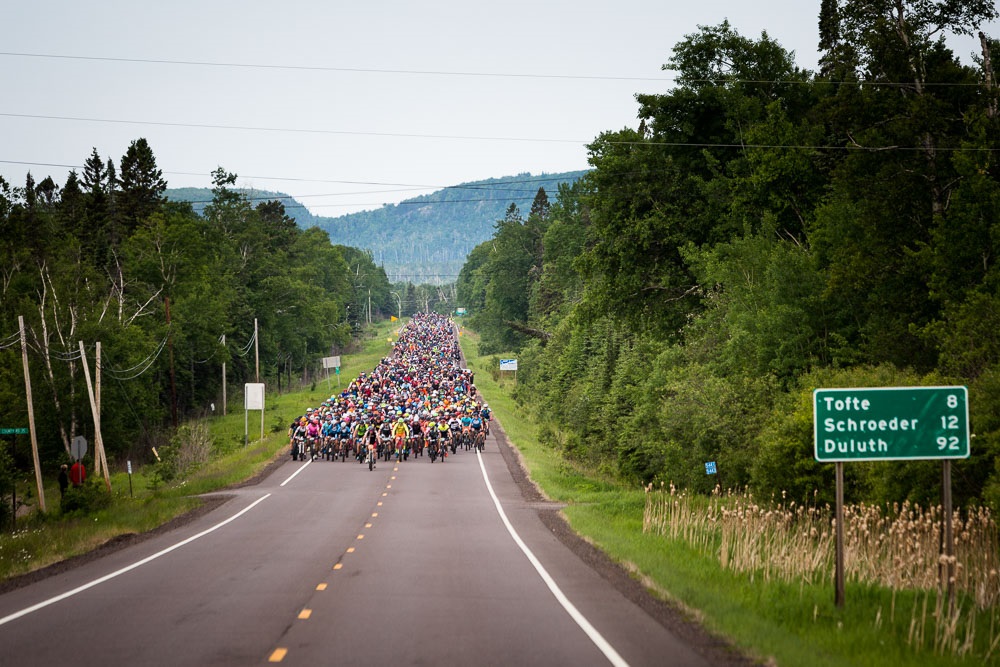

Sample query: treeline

[459,7,1000,509]
[0,140,401,473]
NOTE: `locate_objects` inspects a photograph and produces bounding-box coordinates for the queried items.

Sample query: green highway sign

[0,428,29,435]
[814,386,969,462]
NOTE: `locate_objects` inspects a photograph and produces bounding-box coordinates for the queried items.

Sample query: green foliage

[60,481,112,515]
[457,15,1000,513]
[0,146,386,479]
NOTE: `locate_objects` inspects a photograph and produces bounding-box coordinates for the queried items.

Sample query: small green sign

[814,386,969,462]
[0,428,29,435]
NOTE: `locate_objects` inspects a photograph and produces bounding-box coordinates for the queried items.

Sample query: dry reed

[643,483,1000,659]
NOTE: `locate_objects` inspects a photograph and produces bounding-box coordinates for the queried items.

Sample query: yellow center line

[268,648,288,662]
[298,609,312,620]
[357,534,365,540]
[333,563,343,570]
[317,583,327,591]
[365,523,372,528]
[346,547,355,553]
[372,512,378,517]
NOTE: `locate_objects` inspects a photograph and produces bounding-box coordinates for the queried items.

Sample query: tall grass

[644,485,1000,659]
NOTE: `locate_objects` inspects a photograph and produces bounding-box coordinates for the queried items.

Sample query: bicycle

[367,445,376,471]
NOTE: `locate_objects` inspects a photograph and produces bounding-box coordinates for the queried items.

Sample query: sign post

[322,356,341,388]
[244,383,265,445]
[499,358,518,383]
[814,386,970,607]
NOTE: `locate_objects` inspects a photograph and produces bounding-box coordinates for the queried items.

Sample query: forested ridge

[459,5,1000,510]
[168,172,588,285]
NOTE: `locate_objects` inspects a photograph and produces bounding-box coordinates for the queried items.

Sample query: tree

[118,138,166,235]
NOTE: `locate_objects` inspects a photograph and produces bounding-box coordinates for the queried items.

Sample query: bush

[147,423,213,489]
[60,481,112,515]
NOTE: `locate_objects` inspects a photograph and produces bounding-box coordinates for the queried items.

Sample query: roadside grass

[461,329,999,667]
[0,321,398,583]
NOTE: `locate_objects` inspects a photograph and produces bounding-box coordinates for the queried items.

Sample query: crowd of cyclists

[288,313,492,470]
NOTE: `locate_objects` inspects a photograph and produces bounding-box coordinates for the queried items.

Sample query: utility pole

[18,316,46,514]
[391,291,402,320]
[94,341,102,479]
[254,318,260,383]
[221,334,227,416]
[79,341,111,492]
[165,297,178,428]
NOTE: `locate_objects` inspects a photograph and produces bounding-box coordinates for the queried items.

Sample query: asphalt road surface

[0,426,736,666]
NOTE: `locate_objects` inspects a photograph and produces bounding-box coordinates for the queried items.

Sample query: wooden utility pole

[93,341,103,479]
[165,297,178,428]
[254,318,260,383]
[79,341,111,492]
[221,334,227,416]
[18,316,46,514]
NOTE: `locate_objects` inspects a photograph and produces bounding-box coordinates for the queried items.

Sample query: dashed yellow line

[268,648,288,662]
[298,608,312,620]
[316,583,327,590]
[371,512,378,517]
[357,534,365,540]
[346,547,355,553]
[365,523,373,528]
[333,563,343,570]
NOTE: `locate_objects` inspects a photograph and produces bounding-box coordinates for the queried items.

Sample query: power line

[0,51,991,88]
[4,111,998,156]
[0,51,671,83]
[0,112,587,144]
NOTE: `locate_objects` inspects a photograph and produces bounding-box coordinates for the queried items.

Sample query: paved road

[0,429,714,666]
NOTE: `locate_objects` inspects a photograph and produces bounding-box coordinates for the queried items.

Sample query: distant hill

[166,171,588,284]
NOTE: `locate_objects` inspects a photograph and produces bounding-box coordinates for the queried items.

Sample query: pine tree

[118,138,166,234]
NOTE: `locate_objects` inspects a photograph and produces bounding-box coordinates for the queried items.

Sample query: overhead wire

[5,112,999,153]
[0,51,991,87]
[102,335,169,381]
[0,330,22,350]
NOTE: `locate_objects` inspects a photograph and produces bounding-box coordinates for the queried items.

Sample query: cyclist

[480,404,492,435]
[392,417,410,462]
[426,420,441,462]
[470,412,484,451]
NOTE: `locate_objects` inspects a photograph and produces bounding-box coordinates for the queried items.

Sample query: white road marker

[476,451,630,667]
[0,494,272,627]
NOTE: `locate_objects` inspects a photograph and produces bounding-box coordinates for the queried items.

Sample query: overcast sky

[1,2,995,216]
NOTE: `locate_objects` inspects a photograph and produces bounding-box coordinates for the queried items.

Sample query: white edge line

[280,459,312,487]
[0,493,272,627]
[476,451,630,667]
